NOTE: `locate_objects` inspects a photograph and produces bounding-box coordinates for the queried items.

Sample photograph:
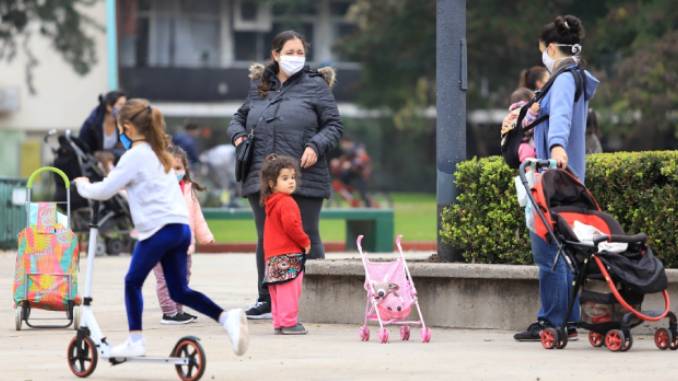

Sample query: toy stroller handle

[395,234,403,252]
[356,235,364,253]
[27,166,70,189]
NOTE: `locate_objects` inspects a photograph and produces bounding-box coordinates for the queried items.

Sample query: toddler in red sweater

[260,154,311,335]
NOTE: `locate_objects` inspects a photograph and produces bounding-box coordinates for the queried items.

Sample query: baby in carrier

[506,87,540,163]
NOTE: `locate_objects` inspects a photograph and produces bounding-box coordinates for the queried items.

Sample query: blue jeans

[530,232,580,327]
[125,224,223,330]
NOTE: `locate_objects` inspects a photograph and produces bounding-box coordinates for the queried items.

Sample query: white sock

[129,332,144,343]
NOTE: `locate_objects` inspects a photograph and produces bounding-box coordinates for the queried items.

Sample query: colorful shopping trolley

[13,166,80,330]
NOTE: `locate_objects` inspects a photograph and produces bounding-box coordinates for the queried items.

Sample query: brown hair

[168,145,205,193]
[259,154,300,205]
[510,87,534,104]
[257,30,310,97]
[117,98,173,172]
[519,66,548,91]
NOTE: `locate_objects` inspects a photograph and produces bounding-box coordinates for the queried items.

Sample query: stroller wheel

[621,331,633,352]
[400,326,411,341]
[359,326,370,342]
[420,327,432,343]
[540,328,558,350]
[588,331,604,348]
[555,327,568,349]
[655,328,672,350]
[378,328,389,344]
[605,329,627,352]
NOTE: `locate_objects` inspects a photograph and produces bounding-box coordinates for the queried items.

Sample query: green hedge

[440,151,678,267]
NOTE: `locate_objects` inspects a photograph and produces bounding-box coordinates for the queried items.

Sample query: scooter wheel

[172,336,206,381]
[67,335,98,378]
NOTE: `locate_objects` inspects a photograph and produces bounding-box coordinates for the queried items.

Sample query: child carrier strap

[501,66,586,169]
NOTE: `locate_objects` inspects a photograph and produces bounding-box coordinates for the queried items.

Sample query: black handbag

[235,129,254,182]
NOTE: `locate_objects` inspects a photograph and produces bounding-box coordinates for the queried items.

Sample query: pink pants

[269,272,304,329]
[153,255,192,315]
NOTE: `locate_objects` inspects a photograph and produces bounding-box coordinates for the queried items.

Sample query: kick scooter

[66,202,206,381]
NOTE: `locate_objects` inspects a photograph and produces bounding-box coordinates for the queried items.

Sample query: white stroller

[358,235,432,343]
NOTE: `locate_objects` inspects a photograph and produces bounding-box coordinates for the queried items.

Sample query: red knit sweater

[264,193,311,260]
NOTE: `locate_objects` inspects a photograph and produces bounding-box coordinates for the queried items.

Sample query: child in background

[260,154,311,335]
[74,98,248,357]
[153,146,214,324]
[508,87,540,163]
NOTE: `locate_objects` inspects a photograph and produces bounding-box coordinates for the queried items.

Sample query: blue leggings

[125,224,223,331]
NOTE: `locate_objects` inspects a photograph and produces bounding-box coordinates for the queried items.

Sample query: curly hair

[259,154,301,205]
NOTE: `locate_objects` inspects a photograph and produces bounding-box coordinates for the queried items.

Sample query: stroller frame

[357,234,432,343]
[519,160,677,351]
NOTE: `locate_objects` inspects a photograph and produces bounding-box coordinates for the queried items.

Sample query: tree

[339,0,678,150]
[0,0,102,94]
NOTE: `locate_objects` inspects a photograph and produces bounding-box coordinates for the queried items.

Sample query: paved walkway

[2,251,678,381]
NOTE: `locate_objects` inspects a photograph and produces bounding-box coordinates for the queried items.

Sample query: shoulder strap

[534,66,585,103]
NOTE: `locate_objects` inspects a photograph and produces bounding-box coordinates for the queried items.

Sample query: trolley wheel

[605,329,626,352]
[73,306,80,330]
[95,239,107,257]
[172,337,206,381]
[22,302,30,321]
[378,327,389,344]
[588,331,604,348]
[359,326,370,342]
[420,327,432,343]
[67,335,98,378]
[655,328,672,350]
[540,327,558,350]
[400,326,411,341]
[14,306,22,331]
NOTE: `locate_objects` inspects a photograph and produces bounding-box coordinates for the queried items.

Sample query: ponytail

[117,98,173,173]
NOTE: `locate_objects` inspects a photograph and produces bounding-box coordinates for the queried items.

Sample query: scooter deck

[108,356,189,366]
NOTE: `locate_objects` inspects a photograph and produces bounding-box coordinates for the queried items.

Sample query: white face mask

[542,49,556,73]
[278,55,305,76]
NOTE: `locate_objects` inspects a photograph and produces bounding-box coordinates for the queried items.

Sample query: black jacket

[227,64,343,198]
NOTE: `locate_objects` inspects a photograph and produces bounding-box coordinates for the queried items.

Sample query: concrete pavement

[2,251,678,381]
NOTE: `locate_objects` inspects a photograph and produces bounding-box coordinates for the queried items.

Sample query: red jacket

[264,193,311,260]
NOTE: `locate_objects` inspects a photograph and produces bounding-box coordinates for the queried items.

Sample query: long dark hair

[169,145,205,192]
[99,90,126,114]
[257,30,310,97]
[540,15,585,55]
[259,154,300,205]
[117,98,173,173]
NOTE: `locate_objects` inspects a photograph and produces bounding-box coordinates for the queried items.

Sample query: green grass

[207,193,436,243]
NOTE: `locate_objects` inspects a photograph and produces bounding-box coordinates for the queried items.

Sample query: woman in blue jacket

[514,15,600,342]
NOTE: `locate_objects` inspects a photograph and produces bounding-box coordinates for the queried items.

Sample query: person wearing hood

[514,15,600,342]
[227,30,343,320]
[79,91,128,166]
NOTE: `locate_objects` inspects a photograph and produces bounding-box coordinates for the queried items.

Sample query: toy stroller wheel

[421,327,432,343]
[359,326,370,342]
[67,335,98,378]
[540,328,558,350]
[400,326,411,341]
[378,328,389,344]
[605,329,625,352]
[14,306,22,331]
[172,336,206,381]
[555,327,568,349]
[655,328,671,350]
[588,331,604,348]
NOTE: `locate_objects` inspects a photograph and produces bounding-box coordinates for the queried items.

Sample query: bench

[202,207,394,252]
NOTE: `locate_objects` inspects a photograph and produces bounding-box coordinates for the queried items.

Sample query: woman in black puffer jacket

[227,30,343,319]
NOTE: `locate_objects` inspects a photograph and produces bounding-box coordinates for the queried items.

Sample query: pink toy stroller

[358,234,432,343]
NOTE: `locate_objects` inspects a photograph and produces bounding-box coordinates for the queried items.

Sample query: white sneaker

[222,309,249,356]
[110,337,145,358]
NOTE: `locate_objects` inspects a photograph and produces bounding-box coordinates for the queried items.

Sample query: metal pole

[106,0,119,91]
[436,0,467,262]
